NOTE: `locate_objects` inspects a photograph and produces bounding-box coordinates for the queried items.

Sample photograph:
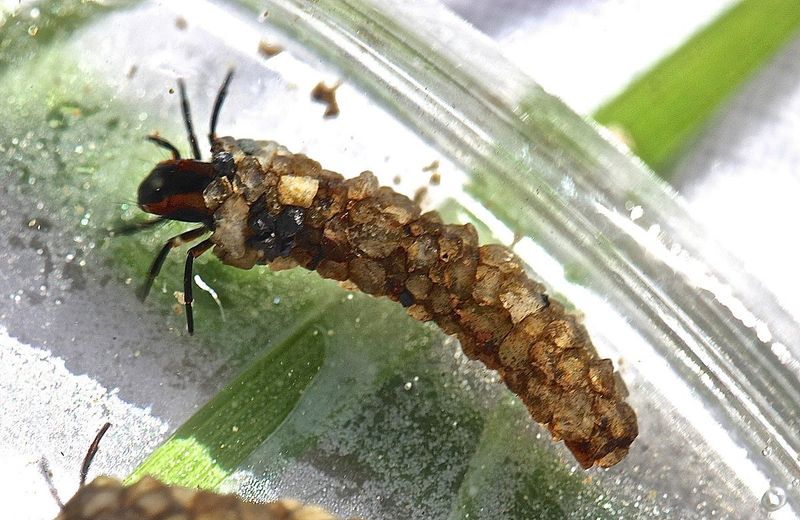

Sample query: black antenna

[178,79,202,160]
[80,422,111,488]
[146,135,182,160]
[209,68,235,144]
[39,422,112,511]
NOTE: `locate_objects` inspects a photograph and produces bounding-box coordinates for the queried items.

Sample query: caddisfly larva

[54,423,339,520]
[135,70,638,468]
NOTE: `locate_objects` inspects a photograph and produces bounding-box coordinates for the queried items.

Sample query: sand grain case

[56,476,339,520]
[205,137,637,468]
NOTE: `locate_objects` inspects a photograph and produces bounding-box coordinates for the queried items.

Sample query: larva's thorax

[201,136,638,468]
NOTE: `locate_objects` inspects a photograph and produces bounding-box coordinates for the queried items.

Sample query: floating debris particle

[311,80,342,118]
[258,39,284,58]
[422,160,439,172]
[422,160,440,185]
[194,274,226,321]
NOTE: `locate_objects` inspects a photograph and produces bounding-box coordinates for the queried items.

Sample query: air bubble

[760,486,786,512]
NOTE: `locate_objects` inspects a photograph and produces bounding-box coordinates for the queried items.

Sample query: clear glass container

[2,1,798,519]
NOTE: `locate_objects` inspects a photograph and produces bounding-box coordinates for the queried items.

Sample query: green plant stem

[594,0,800,176]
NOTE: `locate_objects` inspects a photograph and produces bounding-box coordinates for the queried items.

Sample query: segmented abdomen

[204,137,637,468]
[56,476,338,520]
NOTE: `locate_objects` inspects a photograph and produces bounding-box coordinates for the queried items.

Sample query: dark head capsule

[137,160,215,223]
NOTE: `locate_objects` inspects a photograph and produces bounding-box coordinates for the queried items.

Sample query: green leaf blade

[594,0,800,174]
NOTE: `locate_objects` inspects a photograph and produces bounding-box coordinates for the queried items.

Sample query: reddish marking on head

[142,192,209,217]
[138,159,216,223]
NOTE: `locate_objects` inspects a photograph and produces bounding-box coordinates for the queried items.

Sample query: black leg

[145,135,181,160]
[209,68,235,145]
[178,78,202,160]
[183,238,213,334]
[139,227,208,301]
